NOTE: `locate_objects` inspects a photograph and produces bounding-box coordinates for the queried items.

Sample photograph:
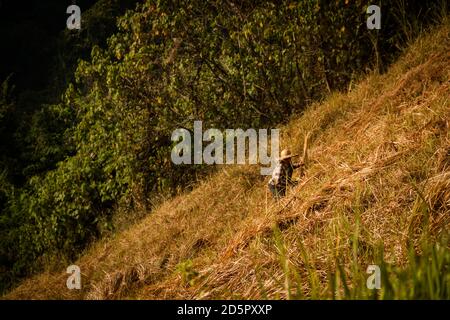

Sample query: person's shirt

[269,161,302,187]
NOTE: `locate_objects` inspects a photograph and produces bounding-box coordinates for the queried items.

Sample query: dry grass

[4,21,450,300]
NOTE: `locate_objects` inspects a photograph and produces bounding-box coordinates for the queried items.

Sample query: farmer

[268,149,303,199]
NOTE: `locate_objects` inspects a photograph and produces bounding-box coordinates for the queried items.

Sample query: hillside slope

[5,22,450,300]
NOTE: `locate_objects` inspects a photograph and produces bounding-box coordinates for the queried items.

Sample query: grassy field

[4,20,449,300]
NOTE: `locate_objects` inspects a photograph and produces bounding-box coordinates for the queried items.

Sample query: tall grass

[272,219,449,299]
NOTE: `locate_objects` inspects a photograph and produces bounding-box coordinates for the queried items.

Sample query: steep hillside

[5,22,449,300]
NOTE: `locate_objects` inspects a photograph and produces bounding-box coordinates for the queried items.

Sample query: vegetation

[3,15,449,299]
[0,0,448,297]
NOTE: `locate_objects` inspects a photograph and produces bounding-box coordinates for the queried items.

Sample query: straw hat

[278,149,298,161]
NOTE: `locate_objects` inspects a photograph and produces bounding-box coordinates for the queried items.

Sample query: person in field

[268,133,310,199]
[268,149,303,199]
